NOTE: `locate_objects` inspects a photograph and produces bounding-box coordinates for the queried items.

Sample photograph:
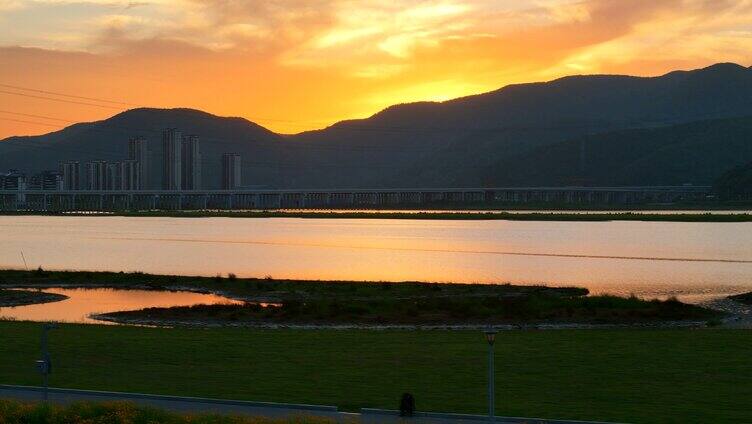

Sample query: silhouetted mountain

[485,116,752,186]
[0,108,282,189]
[2,63,752,188]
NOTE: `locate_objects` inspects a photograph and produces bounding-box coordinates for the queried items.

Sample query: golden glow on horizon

[1,0,751,138]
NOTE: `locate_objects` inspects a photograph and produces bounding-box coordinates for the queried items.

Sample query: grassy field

[0,400,334,424]
[0,321,749,423]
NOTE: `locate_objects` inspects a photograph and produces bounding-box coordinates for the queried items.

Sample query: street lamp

[36,323,59,401]
[484,329,497,423]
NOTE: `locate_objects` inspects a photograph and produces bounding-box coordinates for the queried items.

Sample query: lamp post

[484,329,497,423]
[36,323,58,401]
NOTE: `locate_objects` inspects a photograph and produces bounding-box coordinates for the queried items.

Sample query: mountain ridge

[2,62,752,189]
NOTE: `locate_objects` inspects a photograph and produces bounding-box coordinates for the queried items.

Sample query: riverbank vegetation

[0,400,333,424]
[123,210,752,222]
[0,269,586,300]
[99,294,717,327]
[0,269,719,327]
[728,291,752,305]
[0,321,749,422]
[0,288,67,307]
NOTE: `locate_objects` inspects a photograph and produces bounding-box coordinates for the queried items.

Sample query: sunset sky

[0,0,751,139]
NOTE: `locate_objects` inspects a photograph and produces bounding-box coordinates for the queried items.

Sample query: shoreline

[0,269,730,328]
[0,288,69,308]
[90,312,714,330]
[2,210,752,222]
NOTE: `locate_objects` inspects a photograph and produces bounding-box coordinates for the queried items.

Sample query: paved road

[0,385,621,424]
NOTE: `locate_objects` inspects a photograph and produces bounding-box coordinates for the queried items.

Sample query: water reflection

[0,288,241,324]
[1,216,751,303]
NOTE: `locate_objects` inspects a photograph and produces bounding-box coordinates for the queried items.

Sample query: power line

[0,110,76,123]
[0,90,123,110]
[0,83,138,106]
[1,81,663,134]
[0,117,61,128]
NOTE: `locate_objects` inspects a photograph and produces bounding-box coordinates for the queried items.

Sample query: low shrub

[0,400,337,423]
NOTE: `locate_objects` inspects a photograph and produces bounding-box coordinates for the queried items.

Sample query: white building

[60,161,82,190]
[121,160,140,191]
[162,128,182,190]
[181,134,201,190]
[128,137,149,189]
[222,153,241,189]
[86,161,107,190]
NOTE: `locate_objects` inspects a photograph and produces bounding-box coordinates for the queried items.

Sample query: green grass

[0,400,335,423]
[0,321,749,423]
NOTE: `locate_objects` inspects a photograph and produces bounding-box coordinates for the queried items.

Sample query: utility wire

[0,90,123,110]
[0,83,138,106]
[0,117,61,128]
[0,110,76,123]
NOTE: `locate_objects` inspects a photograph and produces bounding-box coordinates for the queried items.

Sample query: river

[1,215,751,303]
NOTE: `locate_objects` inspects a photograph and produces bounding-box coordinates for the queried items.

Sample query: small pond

[0,288,242,324]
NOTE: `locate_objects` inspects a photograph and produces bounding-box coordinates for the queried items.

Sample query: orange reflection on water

[1,216,751,302]
[0,288,241,324]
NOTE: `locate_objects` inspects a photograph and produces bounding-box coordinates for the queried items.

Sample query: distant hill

[0,109,282,189]
[1,63,752,189]
[484,116,752,186]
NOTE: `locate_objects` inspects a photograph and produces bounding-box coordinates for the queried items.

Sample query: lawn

[0,321,749,423]
[0,400,334,424]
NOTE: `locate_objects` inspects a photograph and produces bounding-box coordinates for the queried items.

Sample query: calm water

[0,288,241,324]
[1,216,751,303]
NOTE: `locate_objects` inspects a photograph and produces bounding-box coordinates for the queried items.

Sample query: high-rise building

[222,153,241,190]
[86,161,107,190]
[121,160,140,191]
[181,135,201,190]
[28,171,63,191]
[0,170,26,190]
[60,161,82,190]
[128,137,149,189]
[106,162,123,191]
[162,128,182,190]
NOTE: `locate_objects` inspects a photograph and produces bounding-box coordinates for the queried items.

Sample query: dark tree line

[714,161,752,200]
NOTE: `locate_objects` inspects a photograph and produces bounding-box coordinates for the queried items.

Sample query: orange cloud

[0,0,750,139]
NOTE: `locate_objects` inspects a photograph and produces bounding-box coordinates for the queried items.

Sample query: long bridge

[0,186,712,212]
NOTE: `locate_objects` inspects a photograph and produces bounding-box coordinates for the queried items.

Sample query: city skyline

[0,128,242,192]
